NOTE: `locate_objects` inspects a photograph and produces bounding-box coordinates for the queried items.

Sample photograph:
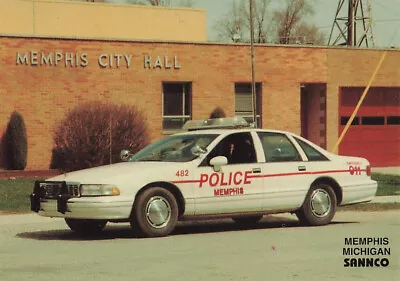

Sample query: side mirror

[209,156,228,172]
[120,150,131,162]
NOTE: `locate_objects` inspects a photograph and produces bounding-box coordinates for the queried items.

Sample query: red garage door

[339,87,400,167]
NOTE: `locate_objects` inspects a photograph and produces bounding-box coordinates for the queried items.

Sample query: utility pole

[347,0,355,46]
[249,0,257,127]
[328,0,374,47]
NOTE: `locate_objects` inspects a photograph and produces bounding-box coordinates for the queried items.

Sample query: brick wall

[0,36,398,169]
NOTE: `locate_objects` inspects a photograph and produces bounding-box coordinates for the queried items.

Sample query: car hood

[48,162,184,184]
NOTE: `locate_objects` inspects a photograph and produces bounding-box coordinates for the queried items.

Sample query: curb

[369,196,400,204]
[0,169,61,179]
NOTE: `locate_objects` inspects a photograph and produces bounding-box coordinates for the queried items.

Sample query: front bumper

[36,198,133,220]
[30,180,133,220]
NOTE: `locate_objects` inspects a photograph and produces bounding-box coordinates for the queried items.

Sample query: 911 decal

[349,165,362,175]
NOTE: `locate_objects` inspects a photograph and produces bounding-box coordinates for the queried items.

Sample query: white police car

[30,117,377,237]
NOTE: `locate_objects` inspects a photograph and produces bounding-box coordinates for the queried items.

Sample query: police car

[30,117,377,237]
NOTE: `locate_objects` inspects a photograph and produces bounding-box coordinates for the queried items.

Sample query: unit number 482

[176,169,189,177]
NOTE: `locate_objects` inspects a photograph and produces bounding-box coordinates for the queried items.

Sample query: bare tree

[145,0,171,5]
[214,0,325,45]
[214,0,271,43]
[293,22,325,45]
[273,0,319,44]
[97,0,194,6]
[243,0,272,43]
[214,0,246,42]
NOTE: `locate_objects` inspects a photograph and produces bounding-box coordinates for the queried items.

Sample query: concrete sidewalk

[370,196,400,204]
[372,166,400,175]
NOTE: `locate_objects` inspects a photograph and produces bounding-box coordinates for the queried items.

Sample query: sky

[105,0,400,48]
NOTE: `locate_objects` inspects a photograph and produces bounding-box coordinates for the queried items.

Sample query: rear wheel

[65,218,107,235]
[296,183,337,226]
[232,215,263,226]
[130,187,178,238]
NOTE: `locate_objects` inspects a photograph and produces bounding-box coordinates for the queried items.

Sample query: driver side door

[193,132,263,215]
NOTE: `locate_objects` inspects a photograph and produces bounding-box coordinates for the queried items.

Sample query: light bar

[182,117,250,131]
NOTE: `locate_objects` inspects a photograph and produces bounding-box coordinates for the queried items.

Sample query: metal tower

[328,0,374,47]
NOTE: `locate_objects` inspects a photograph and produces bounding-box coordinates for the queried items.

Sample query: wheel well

[311,177,343,205]
[135,182,185,217]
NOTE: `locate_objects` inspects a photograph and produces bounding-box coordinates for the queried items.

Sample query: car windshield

[129,134,218,162]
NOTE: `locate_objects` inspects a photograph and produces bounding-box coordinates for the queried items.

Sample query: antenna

[328,0,374,47]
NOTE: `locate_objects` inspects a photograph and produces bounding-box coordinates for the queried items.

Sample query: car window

[130,134,218,162]
[257,132,301,162]
[294,137,329,161]
[203,132,257,165]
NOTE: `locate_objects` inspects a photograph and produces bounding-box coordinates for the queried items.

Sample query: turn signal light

[366,165,371,176]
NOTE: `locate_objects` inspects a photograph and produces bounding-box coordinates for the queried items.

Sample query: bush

[4,111,28,170]
[51,102,150,172]
[209,107,226,119]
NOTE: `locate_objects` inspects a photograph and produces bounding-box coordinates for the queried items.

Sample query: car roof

[175,128,294,136]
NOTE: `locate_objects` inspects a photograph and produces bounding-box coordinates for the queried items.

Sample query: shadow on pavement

[16,216,358,241]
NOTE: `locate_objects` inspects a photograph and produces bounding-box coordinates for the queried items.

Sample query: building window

[235,83,262,127]
[361,116,385,125]
[387,116,400,125]
[340,116,360,126]
[162,82,191,131]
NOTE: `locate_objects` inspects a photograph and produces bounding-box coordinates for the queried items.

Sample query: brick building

[0,0,399,169]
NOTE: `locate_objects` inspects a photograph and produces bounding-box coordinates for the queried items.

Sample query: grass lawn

[0,173,399,213]
[371,173,400,196]
[0,178,41,212]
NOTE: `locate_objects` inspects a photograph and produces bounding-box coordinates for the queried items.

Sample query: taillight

[366,165,371,176]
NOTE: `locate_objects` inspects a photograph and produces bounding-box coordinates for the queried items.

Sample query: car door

[256,132,312,211]
[194,132,264,215]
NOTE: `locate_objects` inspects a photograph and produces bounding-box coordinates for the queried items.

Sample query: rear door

[256,132,311,211]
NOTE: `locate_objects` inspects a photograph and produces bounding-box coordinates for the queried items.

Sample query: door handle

[298,166,306,171]
[252,168,261,173]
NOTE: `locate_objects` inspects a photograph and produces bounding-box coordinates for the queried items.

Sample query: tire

[65,218,107,235]
[296,183,337,226]
[130,187,178,238]
[232,215,263,226]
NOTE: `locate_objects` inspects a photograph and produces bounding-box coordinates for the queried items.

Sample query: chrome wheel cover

[145,196,171,229]
[310,189,331,217]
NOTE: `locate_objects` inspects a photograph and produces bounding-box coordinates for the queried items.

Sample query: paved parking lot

[0,211,398,281]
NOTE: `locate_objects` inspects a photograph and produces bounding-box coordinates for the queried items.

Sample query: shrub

[209,106,226,119]
[51,102,150,172]
[4,111,28,170]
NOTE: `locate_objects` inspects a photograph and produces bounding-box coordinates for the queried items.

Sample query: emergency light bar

[182,117,250,131]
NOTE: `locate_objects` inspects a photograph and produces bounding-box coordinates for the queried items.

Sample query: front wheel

[65,218,107,235]
[130,187,178,238]
[296,183,337,226]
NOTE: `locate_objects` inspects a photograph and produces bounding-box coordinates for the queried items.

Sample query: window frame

[257,132,302,163]
[200,132,257,166]
[234,82,262,127]
[162,82,192,133]
[293,137,330,162]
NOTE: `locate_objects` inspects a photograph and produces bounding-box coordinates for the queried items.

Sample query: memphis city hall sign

[15,51,181,69]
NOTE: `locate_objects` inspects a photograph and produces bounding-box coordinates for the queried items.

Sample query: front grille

[40,182,80,199]
[69,184,80,197]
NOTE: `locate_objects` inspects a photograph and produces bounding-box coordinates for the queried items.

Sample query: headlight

[80,184,120,197]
